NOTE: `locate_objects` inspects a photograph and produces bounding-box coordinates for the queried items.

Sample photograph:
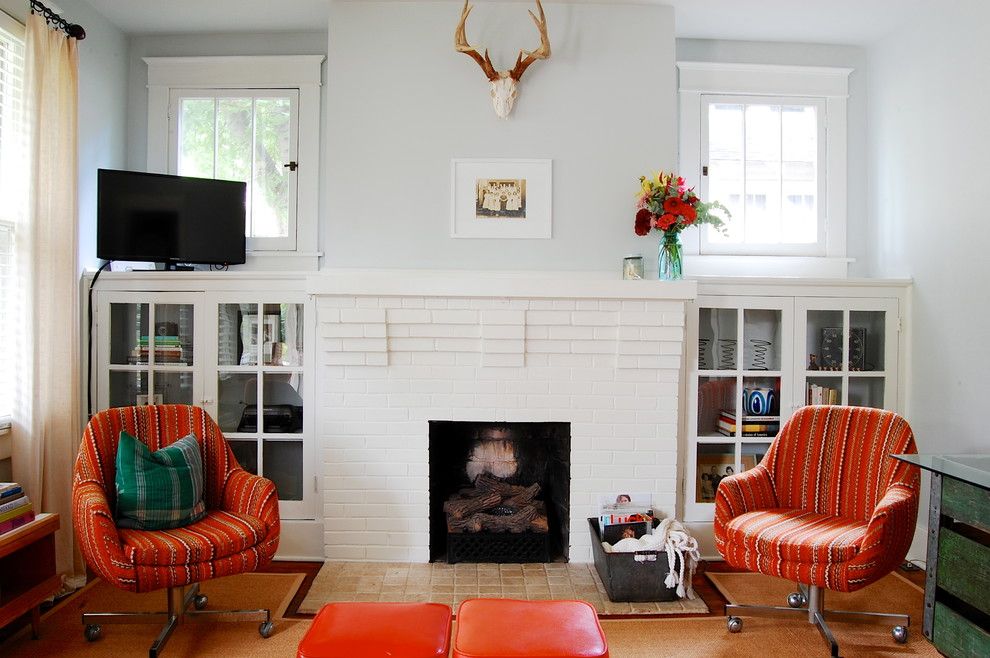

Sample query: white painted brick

[325,546,367,560]
[505,380,550,395]
[483,324,525,339]
[388,309,432,324]
[549,325,594,340]
[527,340,570,354]
[530,299,554,310]
[525,325,549,340]
[356,297,379,309]
[344,365,389,379]
[663,312,685,327]
[436,337,482,352]
[660,341,683,355]
[388,325,411,337]
[549,381,593,395]
[571,340,611,354]
[575,300,599,311]
[525,394,570,409]
[527,310,570,325]
[619,311,663,326]
[570,395,614,410]
[469,298,500,310]
[431,310,479,324]
[613,423,661,438]
[321,338,343,351]
[552,300,577,310]
[482,353,525,367]
[342,393,388,408]
[570,450,614,465]
[599,300,622,312]
[326,462,365,476]
[484,339,525,354]
[618,340,661,355]
[389,337,436,351]
[319,308,341,323]
[401,297,426,309]
[572,311,619,326]
[455,353,483,366]
[640,326,684,341]
[378,297,403,308]
[366,353,389,366]
[327,518,367,531]
[411,352,457,365]
[482,310,525,325]
[445,298,472,309]
[364,323,386,338]
[323,352,366,366]
[593,327,619,340]
[527,366,571,381]
[570,367,615,382]
[341,337,387,352]
[591,464,634,479]
[548,353,595,367]
[425,298,448,309]
[645,300,682,313]
[319,297,356,309]
[325,531,387,546]
[341,309,387,323]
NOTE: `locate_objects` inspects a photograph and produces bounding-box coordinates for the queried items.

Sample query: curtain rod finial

[67,24,85,40]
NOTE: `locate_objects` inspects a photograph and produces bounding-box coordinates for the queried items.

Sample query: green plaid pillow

[114,430,206,530]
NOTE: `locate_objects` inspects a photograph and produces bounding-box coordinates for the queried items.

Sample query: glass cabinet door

[213,300,310,518]
[102,296,199,410]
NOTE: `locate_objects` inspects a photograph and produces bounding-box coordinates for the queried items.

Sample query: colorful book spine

[0,483,22,499]
[0,494,29,514]
[0,511,36,534]
[0,500,32,523]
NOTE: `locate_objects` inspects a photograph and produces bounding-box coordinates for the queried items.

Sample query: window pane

[781,105,818,243]
[744,104,781,245]
[178,98,215,179]
[216,97,253,185]
[252,98,291,238]
[707,103,744,245]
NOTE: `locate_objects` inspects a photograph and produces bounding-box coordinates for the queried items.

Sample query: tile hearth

[298,562,708,616]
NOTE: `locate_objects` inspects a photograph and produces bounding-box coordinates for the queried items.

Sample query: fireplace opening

[428,421,570,563]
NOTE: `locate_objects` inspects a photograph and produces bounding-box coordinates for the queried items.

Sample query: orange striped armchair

[72,405,280,653]
[714,405,920,654]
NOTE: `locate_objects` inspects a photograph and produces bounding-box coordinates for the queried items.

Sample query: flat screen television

[97,169,247,267]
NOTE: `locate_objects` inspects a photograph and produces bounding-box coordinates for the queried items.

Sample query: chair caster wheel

[892,625,908,644]
[787,592,807,608]
[259,621,274,638]
[194,594,208,610]
[727,616,742,633]
[84,624,101,641]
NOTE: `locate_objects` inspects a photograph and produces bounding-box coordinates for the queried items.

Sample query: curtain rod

[30,0,85,40]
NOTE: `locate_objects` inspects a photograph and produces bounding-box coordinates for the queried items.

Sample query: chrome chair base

[81,582,273,657]
[725,584,909,657]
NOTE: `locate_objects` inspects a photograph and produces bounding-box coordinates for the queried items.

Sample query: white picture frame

[450,158,552,239]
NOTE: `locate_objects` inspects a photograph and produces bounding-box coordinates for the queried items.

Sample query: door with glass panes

[204,296,315,519]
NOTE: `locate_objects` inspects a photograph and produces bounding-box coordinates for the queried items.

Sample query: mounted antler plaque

[455,0,551,119]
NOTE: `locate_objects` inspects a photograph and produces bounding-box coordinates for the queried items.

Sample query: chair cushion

[723,508,867,565]
[119,510,267,566]
[114,430,206,530]
[453,599,608,658]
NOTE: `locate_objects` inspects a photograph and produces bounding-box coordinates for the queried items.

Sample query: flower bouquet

[634,171,730,279]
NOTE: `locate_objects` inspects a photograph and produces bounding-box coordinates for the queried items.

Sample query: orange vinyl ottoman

[297,602,453,658]
[453,599,609,658]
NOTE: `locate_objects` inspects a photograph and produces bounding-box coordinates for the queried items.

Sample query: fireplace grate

[446,531,550,564]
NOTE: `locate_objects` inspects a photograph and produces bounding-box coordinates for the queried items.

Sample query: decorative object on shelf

[696,452,736,504]
[849,327,867,371]
[451,159,552,239]
[454,0,550,119]
[698,337,712,370]
[717,338,737,370]
[634,170,730,280]
[743,310,778,371]
[808,354,819,370]
[820,327,843,369]
[743,387,775,416]
[622,254,644,280]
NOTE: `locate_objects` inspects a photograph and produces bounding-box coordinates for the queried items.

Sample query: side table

[0,512,61,638]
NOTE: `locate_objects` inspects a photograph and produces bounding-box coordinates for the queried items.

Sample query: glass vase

[657,231,683,280]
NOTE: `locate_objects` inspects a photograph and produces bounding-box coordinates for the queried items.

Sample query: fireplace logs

[444,474,549,535]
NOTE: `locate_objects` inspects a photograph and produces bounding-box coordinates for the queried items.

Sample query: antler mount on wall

[455,0,551,119]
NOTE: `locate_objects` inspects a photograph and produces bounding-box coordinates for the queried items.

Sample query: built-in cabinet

[683,280,909,523]
[92,275,320,546]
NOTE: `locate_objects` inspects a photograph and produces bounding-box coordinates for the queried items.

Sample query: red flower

[634,208,652,236]
[657,213,678,231]
[681,204,697,221]
[663,197,682,213]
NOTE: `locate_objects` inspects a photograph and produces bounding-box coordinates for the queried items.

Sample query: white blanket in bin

[601,518,701,599]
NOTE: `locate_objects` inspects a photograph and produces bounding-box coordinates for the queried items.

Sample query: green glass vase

[658,231,683,280]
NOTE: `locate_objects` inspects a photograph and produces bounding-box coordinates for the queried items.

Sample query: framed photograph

[450,158,552,239]
[696,452,738,504]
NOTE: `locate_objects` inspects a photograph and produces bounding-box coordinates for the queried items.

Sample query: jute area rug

[704,571,940,657]
[298,561,709,617]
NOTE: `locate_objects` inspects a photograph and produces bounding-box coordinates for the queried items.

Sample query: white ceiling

[82,0,928,45]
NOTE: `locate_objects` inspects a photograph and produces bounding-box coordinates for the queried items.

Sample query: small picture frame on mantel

[450,158,552,239]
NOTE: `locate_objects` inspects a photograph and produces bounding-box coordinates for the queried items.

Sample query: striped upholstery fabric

[72,405,280,593]
[714,406,919,592]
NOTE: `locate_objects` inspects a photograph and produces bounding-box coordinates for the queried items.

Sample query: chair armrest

[855,483,919,576]
[221,469,280,533]
[72,480,135,587]
[714,464,779,522]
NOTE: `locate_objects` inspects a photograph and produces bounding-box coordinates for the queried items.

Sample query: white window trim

[145,56,325,270]
[678,62,852,277]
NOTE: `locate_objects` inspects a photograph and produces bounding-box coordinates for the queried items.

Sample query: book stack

[598,507,654,545]
[130,336,185,365]
[807,383,840,405]
[0,483,35,535]
[717,410,780,437]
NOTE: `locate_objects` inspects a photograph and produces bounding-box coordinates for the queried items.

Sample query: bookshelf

[0,513,60,638]
[683,281,907,524]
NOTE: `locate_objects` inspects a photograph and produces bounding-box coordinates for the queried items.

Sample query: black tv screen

[97,169,247,266]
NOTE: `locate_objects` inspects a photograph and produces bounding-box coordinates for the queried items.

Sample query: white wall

[0,0,128,272]
[323,1,676,271]
[868,3,990,453]
[676,38,871,277]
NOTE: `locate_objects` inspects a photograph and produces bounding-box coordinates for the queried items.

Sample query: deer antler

[509,0,550,81]
[455,0,499,81]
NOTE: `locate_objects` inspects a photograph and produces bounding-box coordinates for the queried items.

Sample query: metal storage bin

[588,518,679,602]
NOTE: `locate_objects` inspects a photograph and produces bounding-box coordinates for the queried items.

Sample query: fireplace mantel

[306,269,697,301]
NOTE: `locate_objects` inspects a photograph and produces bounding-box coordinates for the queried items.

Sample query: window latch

[283,161,298,172]
[702,165,709,176]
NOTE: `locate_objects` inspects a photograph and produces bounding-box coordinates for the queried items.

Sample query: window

[702,96,825,255]
[146,56,324,267]
[170,89,299,251]
[678,62,851,271]
[0,11,24,425]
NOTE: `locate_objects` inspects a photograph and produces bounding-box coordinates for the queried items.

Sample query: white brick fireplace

[308,272,697,563]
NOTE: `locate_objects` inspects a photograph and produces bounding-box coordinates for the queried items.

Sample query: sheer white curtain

[11,12,84,588]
